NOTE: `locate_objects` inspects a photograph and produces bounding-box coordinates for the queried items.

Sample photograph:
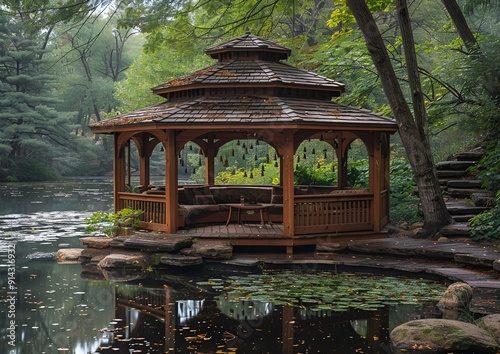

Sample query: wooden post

[205,135,215,186]
[114,133,126,213]
[372,132,383,232]
[282,130,295,240]
[164,129,178,233]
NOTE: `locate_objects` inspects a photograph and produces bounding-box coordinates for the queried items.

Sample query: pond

[0,179,447,354]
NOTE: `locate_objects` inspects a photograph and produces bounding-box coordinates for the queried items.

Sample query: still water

[0,179,445,354]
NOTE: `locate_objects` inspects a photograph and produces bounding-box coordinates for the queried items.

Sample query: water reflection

[94,276,436,354]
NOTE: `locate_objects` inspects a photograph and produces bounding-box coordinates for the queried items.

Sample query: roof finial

[245,28,251,35]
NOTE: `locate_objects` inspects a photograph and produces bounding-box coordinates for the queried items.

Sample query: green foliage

[475,141,500,191]
[294,160,337,186]
[389,159,422,225]
[10,158,61,182]
[85,208,143,237]
[469,192,500,242]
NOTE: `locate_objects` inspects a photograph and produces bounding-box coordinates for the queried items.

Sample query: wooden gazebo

[90,32,398,252]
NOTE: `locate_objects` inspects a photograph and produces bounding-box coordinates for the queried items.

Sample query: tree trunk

[441,0,478,51]
[346,0,454,237]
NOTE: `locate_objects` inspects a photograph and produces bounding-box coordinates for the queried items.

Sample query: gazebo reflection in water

[89,31,398,253]
[95,280,407,354]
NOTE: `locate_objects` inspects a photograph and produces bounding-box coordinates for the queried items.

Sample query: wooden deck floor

[178,223,285,238]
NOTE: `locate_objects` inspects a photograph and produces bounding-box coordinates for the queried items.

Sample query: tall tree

[0,12,79,180]
[344,0,454,237]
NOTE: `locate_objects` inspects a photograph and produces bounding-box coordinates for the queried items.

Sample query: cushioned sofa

[178,185,284,227]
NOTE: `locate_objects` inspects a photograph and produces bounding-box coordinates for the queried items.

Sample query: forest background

[0,0,498,238]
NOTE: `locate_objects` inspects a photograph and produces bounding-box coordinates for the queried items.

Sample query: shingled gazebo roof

[90,32,397,133]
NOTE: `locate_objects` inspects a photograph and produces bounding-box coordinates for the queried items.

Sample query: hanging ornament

[323,149,327,159]
[180,158,184,166]
[237,139,240,146]
[303,153,307,159]
[303,146,307,153]
[250,144,254,149]
[266,154,270,164]
[219,155,223,162]
[245,147,249,154]
[224,158,229,167]
[198,157,202,166]
[274,161,279,168]
[332,164,335,172]
[242,154,246,160]
[249,172,254,179]
[320,134,324,141]
[254,154,258,161]
[296,163,299,170]
[243,171,248,178]
[261,165,265,176]
[178,151,182,158]
[192,168,196,174]
[317,162,321,169]
[274,152,278,161]
[189,145,193,151]
[242,142,246,149]
[312,148,316,155]
[297,155,301,163]
[256,139,260,146]
[184,167,188,173]
[231,148,235,156]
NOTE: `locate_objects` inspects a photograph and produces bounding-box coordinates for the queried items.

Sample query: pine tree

[0,14,76,181]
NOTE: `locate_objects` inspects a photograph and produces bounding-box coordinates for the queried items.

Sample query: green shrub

[469,191,500,242]
[85,208,142,237]
[389,159,422,225]
[475,141,500,191]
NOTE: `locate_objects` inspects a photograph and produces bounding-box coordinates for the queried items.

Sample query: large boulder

[55,248,84,263]
[436,282,472,320]
[111,234,192,252]
[475,314,500,344]
[390,318,499,353]
[80,237,113,249]
[180,241,232,260]
[98,253,150,269]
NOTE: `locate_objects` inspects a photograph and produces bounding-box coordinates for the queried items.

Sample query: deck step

[445,201,490,215]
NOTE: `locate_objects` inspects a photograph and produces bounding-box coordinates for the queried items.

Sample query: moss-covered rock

[390,318,498,353]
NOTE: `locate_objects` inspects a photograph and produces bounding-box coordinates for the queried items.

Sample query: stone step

[445,201,490,215]
[447,180,483,189]
[452,214,476,222]
[451,151,483,162]
[436,160,477,171]
[448,188,487,198]
[437,170,468,178]
[439,223,471,236]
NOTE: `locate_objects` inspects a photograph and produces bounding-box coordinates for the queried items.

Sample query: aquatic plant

[84,208,142,237]
[200,271,447,312]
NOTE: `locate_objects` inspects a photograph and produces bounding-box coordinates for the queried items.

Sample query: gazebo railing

[117,192,166,231]
[294,193,374,235]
